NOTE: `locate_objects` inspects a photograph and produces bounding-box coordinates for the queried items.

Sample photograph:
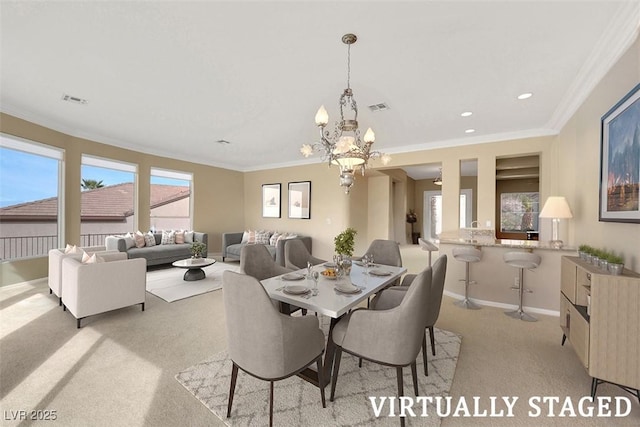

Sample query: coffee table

[172,258,216,281]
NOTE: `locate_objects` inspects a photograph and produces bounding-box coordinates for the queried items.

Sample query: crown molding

[546,1,640,131]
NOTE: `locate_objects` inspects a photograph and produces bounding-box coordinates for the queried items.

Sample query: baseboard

[443,289,560,317]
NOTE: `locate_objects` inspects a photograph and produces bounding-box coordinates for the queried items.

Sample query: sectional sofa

[105,232,208,266]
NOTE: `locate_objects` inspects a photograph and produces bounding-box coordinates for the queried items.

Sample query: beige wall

[0,113,244,286]
[556,36,640,271]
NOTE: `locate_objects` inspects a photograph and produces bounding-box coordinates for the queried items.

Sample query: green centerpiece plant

[191,242,207,258]
[334,227,357,275]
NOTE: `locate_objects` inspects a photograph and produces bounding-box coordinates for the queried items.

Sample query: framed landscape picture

[262,183,281,218]
[599,83,640,223]
[288,181,311,219]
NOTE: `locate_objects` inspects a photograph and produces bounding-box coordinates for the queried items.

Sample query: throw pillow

[246,230,257,244]
[284,234,298,240]
[123,232,136,249]
[175,230,185,244]
[254,230,271,245]
[64,244,75,254]
[134,231,146,248]
[184,231,194,243]
[144,232,156,247]
[269,232,281,246]
[161,230,175,245]
[81,252,103,264]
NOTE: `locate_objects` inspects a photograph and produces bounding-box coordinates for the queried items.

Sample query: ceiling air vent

[368,103,389,112]
[215,139,231,144]
[62,94,88,105]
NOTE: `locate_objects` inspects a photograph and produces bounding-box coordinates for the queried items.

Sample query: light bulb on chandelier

[300,33,390,194]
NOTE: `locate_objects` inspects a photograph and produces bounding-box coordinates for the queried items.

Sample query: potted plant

[578,244,591,260]
[406,209,419,244]
[606,253,624,275]
[334,227,357,275]
[191,242,207,259]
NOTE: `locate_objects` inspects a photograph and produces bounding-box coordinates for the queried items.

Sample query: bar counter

[438,238,576,313]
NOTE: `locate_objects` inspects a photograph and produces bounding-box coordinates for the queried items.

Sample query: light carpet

[146,261,240,302]
[176,327,461,426]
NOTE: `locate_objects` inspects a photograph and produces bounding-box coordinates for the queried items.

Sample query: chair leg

[396,366,405,427]
[141,302,145,311]
[76,318,81,329]
[59,297,62,306]
[429,326,436,356]
[330,347,343,402]
[49,288,52,294]
[422,335,429,376]
[227,363,238,418]
[358,358,362,368]
[269,381,274,427]
[410,362,419,396]
[317,357,326,408]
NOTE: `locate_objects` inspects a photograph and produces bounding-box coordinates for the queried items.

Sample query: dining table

[260,261,407,387]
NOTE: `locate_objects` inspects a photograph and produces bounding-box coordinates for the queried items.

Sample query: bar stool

[452,246,482,309]
[503,251,541,322]
[418,238,438,267]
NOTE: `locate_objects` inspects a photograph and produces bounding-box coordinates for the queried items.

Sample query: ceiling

[1,1,638,177]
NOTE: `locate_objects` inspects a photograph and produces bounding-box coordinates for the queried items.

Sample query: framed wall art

[288,181,311,219]
[262,183,281,218]
[599,83,640,223]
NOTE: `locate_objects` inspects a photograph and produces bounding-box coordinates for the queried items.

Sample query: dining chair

[329,266,432,427]
[361,239,403,286]
[284,238,326,270]
[370,255,448,376]
[240,244,303,315]
[222,271,326,427]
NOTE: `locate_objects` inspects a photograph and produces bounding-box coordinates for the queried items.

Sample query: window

[0,134,63,260]
[81,155,137,246]
[500,192,540,232]
[423,189,473,240]
[150,168,192,231]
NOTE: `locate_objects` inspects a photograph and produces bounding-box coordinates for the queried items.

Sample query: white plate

[335,283,361,294]
[282,273,304,281]
[283,285,310,295]
[324,262,337,268]
[353,261,365,267]
[369,269,392,277]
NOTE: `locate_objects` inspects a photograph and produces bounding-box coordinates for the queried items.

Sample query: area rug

[176,326,461,426]
[145,261,240,302]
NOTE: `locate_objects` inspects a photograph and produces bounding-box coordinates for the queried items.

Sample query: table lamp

[539,196,573,248]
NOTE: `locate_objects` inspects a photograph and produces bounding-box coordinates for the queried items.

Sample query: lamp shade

[539,196,573,219]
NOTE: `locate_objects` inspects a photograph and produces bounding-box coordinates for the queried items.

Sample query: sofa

[105,232,208,266]
[222,231,311,267]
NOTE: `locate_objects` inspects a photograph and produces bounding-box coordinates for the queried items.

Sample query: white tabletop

[172,258,216,268]
[260,263,407,318]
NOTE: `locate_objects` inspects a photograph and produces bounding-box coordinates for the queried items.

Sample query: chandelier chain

[346,43,351,89]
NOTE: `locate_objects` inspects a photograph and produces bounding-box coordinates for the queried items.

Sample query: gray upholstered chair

[329,266,432,427]
[240,244,303,315]
[222,271,326,426]
[361,239,403,287]
[284,239,326,270]
[371,255,448,376]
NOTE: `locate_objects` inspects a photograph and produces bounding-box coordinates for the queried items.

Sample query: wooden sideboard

[560,256,640,400]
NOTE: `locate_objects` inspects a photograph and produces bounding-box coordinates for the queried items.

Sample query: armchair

[48,245,111,306]
[222,271,326,427]
[61,252,146,328]
[330,266,432,427]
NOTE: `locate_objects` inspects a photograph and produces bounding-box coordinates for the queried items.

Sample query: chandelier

[300,33,390,194]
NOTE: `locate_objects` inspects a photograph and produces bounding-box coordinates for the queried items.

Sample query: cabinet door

[561,257,577,304]
[560,293,571,336]
[569,303,590,369]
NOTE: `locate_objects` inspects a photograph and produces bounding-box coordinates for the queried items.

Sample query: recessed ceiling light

[461,111,472,117]
[517,92,533,100]
[215,139,231,144]
[465,129,475,134]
